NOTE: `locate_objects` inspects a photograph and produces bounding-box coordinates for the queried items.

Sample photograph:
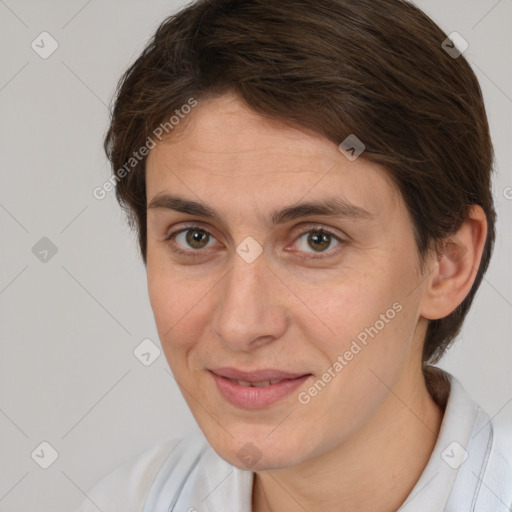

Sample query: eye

[293,228,342,256]
[168,226,218,255]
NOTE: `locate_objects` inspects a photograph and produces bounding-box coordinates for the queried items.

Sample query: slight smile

[209,367,313,409]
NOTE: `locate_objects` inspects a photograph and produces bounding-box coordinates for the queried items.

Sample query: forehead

[145,93,403,221]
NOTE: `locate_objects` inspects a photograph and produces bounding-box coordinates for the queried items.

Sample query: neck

[252,365,445,512]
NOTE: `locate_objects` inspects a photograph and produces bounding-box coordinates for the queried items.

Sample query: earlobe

[420,205,488,321]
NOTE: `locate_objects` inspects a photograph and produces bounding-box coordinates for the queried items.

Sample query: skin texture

[145,92,487,511]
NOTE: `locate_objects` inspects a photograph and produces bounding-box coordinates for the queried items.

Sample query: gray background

[0,1,511,511]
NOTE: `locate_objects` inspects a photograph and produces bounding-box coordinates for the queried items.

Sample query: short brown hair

[104,0,496,364]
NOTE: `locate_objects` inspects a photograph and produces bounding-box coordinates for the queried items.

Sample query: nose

[211,252,288,352]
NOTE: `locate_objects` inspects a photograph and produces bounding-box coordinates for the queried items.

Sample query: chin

[203,424,314,472]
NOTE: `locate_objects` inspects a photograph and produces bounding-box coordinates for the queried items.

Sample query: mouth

[225,378,286,387]
[209,367,312,409]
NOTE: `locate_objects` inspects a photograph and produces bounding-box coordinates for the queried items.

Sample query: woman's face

[145,92,432,471]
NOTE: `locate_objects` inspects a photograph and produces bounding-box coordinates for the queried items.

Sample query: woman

[77,0,512,510]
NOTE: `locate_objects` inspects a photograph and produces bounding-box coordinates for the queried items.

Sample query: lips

[209,367,312,409]
[211,367,309,382]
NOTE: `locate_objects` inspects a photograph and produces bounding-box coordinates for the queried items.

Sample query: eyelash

[164,224,346,261]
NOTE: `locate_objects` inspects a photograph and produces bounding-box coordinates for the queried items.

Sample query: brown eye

[170,227,217,252]
[185,229,210,249]
[295,229,340,254]
[307,230,332,252]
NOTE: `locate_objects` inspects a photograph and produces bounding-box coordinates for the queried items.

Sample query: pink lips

[210,367,311,409]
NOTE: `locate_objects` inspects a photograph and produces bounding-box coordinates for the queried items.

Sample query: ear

[419,205,488,321]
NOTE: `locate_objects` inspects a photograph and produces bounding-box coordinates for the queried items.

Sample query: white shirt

[75,372,512,511]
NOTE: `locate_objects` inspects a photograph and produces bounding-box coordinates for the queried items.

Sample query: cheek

[147,249,188,341]
[295,259,418,386]
[290,285,416,443]
[147,267,182,337]
[146,253,219,368]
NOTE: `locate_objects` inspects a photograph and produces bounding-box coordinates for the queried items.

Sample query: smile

[209,368,312,409]
[230,379,283,387]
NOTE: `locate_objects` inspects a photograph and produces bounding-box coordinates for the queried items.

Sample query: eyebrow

[147,193,375,225]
